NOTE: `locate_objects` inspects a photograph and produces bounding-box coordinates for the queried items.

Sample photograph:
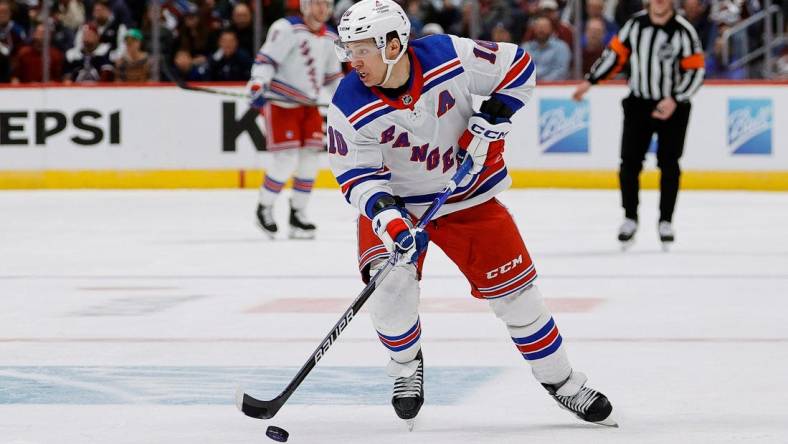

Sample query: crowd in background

[1,0,786,84]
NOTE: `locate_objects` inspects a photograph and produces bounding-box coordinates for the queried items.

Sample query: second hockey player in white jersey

[247,0,343,239]
[328,0,617,430]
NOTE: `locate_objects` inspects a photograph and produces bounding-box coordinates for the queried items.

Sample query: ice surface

[1,189,787,443]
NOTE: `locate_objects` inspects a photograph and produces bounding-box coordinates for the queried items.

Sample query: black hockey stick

[161,60,328,107]
[236,158,475,420]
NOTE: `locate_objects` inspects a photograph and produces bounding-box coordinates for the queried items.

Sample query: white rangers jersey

[251,16,344,107]
[327,34,535,220]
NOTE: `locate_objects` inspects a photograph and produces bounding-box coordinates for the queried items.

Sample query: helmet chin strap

[376,46,407,87]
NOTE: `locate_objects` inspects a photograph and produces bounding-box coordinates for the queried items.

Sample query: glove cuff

[458,129,475,150]
[372,207,411,247]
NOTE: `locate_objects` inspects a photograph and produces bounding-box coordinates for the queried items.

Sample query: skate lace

[658,222,673,236]
[262,208,275,224]
[393,362,423,398]
[558,387,599,414]
[620,220,637,235]
[293,210,312,225]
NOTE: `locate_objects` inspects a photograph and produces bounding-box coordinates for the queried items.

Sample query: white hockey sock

[290,149,320,211]
[489,285,572,385]
[368,261,422,364]
[258,150,298,207]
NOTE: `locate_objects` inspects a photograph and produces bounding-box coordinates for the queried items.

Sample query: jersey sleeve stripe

[352,107,397,130]
[423,58,462,83]
[495,51,532,92]
[324,71,343,84]
[254,52,278,68]
[348,100,386,123]
[336,166,388,185]
[270,79,312,102]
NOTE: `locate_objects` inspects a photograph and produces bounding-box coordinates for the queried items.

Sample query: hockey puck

[265,425,289,442]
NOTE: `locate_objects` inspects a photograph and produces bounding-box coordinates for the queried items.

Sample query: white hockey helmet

[335,0,411,83]
[300,0,334,17]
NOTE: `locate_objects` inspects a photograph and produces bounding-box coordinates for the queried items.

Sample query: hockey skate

[617,218,638,250]
[289,202,316,240]
[542,371,617,427]
[658,221,674,252]
[256,203,277,239]
[388,350,424,431]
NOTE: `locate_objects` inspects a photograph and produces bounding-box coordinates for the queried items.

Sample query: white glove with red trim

[372,206,428,265]
[457,112,511,175]
[246,79,268,109]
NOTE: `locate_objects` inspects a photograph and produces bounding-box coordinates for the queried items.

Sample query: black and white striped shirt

[586,10,705,102]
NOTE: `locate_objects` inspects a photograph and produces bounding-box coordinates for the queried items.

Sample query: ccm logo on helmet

[470,123,508,140]
[486,255,523,279]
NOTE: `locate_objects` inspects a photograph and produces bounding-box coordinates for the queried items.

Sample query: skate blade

[289,228,316,240]
[256,223,277,240]
[619,239,634,251]
[405,419,416,432]
[660,241,673,252]
[593,416,619,428]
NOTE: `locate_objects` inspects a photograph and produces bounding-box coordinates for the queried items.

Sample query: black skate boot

[658,221,674,251]
[256,203,277,239]
[618,218,637,250]
[542,371,617,427]
[389,350,424,431]
[289,201,316,240]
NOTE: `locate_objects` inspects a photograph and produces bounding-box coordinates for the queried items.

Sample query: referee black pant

[619,95,691,223]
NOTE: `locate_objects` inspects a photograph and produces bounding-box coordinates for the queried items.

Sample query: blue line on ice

[0,366,502,405]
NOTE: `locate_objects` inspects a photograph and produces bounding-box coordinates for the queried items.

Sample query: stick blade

[235,388,281,419]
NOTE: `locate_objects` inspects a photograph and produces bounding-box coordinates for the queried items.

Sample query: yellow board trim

[1,169,787,191]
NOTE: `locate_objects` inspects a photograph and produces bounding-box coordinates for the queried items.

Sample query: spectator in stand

[176,4,217,66]
[581,17,606,75]
[420,0,461,38]
[456,0,510,40]
[56,0,86,32]
[28,3,77,52]
[8,0,29,31]
[682,0,714,52]
[171,48,208,81]
[115,28,150,81]
[705,22,747,79]
[208,29,251,81]
[491,20,514,44]
[585,0,617,43]
[73,0,128,62]
[230,2,255,56]
[405,0,427,36]
[704,1,749,78]
[522,15,571,80]
[0,0,27,57]
[0,40,10,82]
[11,23,65,83]
[522,0,573,48]
[64,23,114,82]
[141,1,175,60]
[420,22,444,37]
[614,0,644,28]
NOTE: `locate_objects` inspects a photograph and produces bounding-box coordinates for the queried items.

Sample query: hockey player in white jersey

[247,0,343,239]
[328,0,616,430]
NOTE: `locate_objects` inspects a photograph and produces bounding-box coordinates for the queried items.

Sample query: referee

[572,0,705,250]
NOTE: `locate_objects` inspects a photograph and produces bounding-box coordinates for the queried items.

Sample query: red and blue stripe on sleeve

[336,166,391,203]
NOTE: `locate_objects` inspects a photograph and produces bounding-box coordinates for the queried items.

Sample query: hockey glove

[246,79,268,109]
[371,196,428,265]
[456,112,511,175]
